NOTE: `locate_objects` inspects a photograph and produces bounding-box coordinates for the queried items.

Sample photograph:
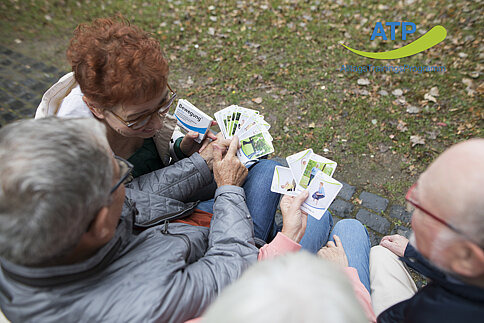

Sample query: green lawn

[0,0,482,204]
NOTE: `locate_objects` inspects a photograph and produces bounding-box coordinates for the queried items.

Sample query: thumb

[293,190,309,207]
[187,131,199,138]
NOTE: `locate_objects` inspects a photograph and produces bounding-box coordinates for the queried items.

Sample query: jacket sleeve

[165,185,259,323]
[126,153,214,202]
[258,232,301,260]
[344,267,377,323]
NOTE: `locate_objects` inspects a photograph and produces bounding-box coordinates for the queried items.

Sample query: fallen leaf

[424,93,437,103]
[357,78,370,86]
[397,120,408,132]
[410,135,425,147]
[462,78,473,88]
[406,105,421,114]
[308,122,315,128]
[392,89,403,96]
[354,198,363,205]
[252,97,263,104]
[429,87,439,97]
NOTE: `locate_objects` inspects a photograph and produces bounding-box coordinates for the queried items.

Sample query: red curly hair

[67,17,169,108]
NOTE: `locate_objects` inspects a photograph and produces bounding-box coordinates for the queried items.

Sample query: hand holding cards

[271,149,342,220]
[215,105,274,164]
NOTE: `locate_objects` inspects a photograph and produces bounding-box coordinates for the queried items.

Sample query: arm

[258,191,309,260]
[344,267,377,323]
[126,152,213,202]
[164,139,259,322]
[258,232,301,260]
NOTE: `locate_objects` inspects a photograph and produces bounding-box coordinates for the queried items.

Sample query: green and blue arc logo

[340,22,447,60]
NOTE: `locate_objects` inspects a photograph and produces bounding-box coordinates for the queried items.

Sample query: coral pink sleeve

[343,267,377,323]
[258,232,301,261]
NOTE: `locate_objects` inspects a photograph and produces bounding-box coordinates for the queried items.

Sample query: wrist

[281,228,302,243]
[174,137,188,160]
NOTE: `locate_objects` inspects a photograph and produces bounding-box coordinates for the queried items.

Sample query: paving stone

[0,59,12,67]
[356,209,390,234]
[31,61,47,71]
[391,225,412,239]
[7,99,24,111]
[42,65,58,74]
[333,215,342,226]
[368,230,383,247]
[0,111,17,123]
[337,180,356,200]
[329,198,354,218]
[389,204,412,224]
[359,191,389,213]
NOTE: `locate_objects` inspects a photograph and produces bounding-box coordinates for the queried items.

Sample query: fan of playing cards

[215,105,274,164]
[174,100,274,164]
[270,149,343,220]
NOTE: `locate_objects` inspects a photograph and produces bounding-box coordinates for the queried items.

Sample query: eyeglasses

[406,183,483,248]
[110,156,134,194]
[110,83,177,130]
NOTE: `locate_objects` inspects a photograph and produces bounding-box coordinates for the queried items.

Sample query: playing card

[270,166,298,196]
[297,153,337,189]
[300,170,342,220]
[237,127,274,164]
[286,149,313,184]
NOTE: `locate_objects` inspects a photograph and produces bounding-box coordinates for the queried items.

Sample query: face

[94,87,171,139]
[410,173,448,261]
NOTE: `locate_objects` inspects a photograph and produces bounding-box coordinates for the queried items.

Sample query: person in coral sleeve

[186,191,375,323]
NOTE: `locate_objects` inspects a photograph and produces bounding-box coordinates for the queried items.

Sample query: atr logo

[340,22,447,60]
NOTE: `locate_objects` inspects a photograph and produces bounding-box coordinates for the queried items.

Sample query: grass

[0,0,482,205]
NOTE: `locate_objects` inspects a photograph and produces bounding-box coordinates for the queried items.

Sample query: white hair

[0,117,113,266]
[202,252,367,323]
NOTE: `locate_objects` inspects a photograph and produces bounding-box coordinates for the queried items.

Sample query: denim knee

[333,219,369,239]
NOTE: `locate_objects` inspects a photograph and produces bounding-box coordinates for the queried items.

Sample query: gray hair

[0,117,113,266]
[202,252,367,323]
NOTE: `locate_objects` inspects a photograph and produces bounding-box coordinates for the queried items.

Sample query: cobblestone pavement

[0,44,413,247]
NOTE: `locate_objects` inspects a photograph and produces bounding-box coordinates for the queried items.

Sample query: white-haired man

[0,117,265,323]
[370,139,484,322]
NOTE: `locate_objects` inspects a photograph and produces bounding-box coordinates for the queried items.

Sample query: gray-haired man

[370,139,484,322]
[0,117,259,323]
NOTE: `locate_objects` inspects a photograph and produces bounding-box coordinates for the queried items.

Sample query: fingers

[333,235,343,248]
[213,144,223,163]
[206,130,218,141]
[280,194,293,204]
[211,120,218,127]
[326,240,336,248]
[199,138,211,153]
[226,136,239,157]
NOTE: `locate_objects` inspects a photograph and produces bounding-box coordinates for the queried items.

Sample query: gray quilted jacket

[0,153,259,323]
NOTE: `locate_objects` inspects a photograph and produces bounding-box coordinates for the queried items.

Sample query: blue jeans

[298,210,333,253]
[196,159,281,242]
[329,219,371,293]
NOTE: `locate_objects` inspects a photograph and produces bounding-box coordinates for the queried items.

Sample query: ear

[83,96,106,120]
[81,206,113,248]
[449,241,484,278]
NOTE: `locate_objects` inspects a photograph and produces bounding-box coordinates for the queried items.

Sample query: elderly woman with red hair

[37,17,214,178]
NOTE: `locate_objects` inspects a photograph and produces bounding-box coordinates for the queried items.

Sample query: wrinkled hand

[280,191,309,243]
[199,132,231,171]
[380,234,409,257]
[317,235,348,267]
[213,136,247,187]
[180,121,218,156]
